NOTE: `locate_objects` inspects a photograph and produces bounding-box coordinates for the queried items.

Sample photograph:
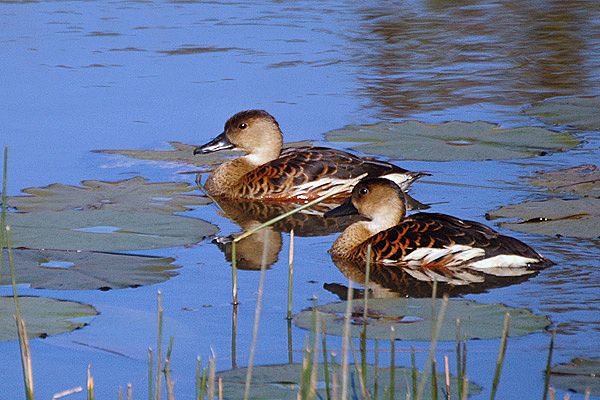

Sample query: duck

[324,178,553,284]
[193,110,427,201]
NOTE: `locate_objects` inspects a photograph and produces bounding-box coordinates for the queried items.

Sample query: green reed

[543,329,556,400]
[490,313,510,400]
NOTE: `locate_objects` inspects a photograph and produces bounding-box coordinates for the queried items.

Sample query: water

[1,1,599,399]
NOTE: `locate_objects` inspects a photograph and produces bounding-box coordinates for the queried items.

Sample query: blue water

[1,1,599,399]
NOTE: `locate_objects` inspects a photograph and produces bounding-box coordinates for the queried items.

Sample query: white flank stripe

[469,255,540,270]
[403,245,484,265]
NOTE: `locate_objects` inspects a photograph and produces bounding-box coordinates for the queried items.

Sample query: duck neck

[330,221,374,259]
[205,157,258,195]
[330,211,403,259]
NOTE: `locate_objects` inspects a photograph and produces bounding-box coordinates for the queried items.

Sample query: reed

[165,337,175,400]
[287,229,295,320]
[489,313,510,400]
[411,347,418,400]
[321,324,332,400]
[155,291,164,400]
[542,330,555,400]
[242,231,270,400]
[207,350,216,400]
[374,339,380,400]
[148,348,154,400]
[87,365,95,400]
[390,327,396,400]
[340,279,354,400]
[444,355,450,400]
[231,241,238,305]
[127,383,133,400]
[431,358,438,400]
[416,293,449,400]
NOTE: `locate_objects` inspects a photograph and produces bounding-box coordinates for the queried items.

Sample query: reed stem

[341,279,354,400]
[542,330,556,400]
[243,232,270,400]
[287,229,295,320]
[155,291,164,400]
[490,313,510,400]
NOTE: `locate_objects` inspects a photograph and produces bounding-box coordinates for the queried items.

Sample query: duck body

[194,110,426,201]
[326,178,552,284]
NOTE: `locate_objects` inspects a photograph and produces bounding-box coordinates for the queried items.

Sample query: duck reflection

[211,193,429,270]
[325,257,536,299]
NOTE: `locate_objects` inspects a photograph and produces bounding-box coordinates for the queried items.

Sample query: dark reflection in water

[325,256,536,299]
[349,0,600,118]
[211,194,430,270]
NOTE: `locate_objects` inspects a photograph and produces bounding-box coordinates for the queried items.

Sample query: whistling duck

[193,110,426,201]
[325,178,552,283]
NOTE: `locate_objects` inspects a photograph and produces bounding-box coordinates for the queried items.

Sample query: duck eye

[238,123,248,129]
[359,187,369,196]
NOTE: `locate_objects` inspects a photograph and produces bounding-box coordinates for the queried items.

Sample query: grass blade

[287,229,295,320]
[490,313,510,400]
[243,230,270,400]
[542,330,555,400]
[155,291,164,400]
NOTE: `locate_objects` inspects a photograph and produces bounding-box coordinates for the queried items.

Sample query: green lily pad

[528,165,600,197]
[94,140,312,168]
[551,357,600,395]
[217,363,481,399]
[0,296,98,341]
[1,248,178,290]
[6,210,218,251]
[488,197,600,239]
[525,96,600,131]
[294,298,549,341]
[325,121,579,161]
[6,176,211,213]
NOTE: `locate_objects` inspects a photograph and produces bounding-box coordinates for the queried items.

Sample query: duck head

[325,178,407,232]
[194,110,284,164]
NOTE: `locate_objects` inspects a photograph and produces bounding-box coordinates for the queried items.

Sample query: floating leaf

[7,176,211,213]
[527,164,600,197]
[217,363,481,399]
[525,96,600,131]
[94,140,312,169]
[551,357,600,395]
[0,296,98,341]
[6,210,218,251]
[1,248,178,290]
[488,197,600,239]
[325,121,579,161]
[294,298,549,341]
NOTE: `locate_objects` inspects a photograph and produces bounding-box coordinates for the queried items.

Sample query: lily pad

[325,121,578,161]
[0,296,98,341]
[94,140,312,168]
[551,357,600,395]
[525,96,600,131]
[528,164,600,197]
[217,363,481,399]
[1,248,178,290]
[294,298,549,341]
[488,197,600,239]
[6,210,218,251]
[7,176,211,213]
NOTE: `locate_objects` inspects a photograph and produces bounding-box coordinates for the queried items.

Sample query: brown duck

[193,110,427,201]
[325,178,552,284]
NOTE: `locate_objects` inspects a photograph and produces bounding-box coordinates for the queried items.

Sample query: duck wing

[240,146,425,200]
[362,212,549,266]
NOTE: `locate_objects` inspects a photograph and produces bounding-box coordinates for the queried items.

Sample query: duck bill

[324,197,358,218]
[194,132,234,155]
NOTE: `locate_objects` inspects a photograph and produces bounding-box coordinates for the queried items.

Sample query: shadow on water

[209,191,429,270]
[348,0,600,118]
